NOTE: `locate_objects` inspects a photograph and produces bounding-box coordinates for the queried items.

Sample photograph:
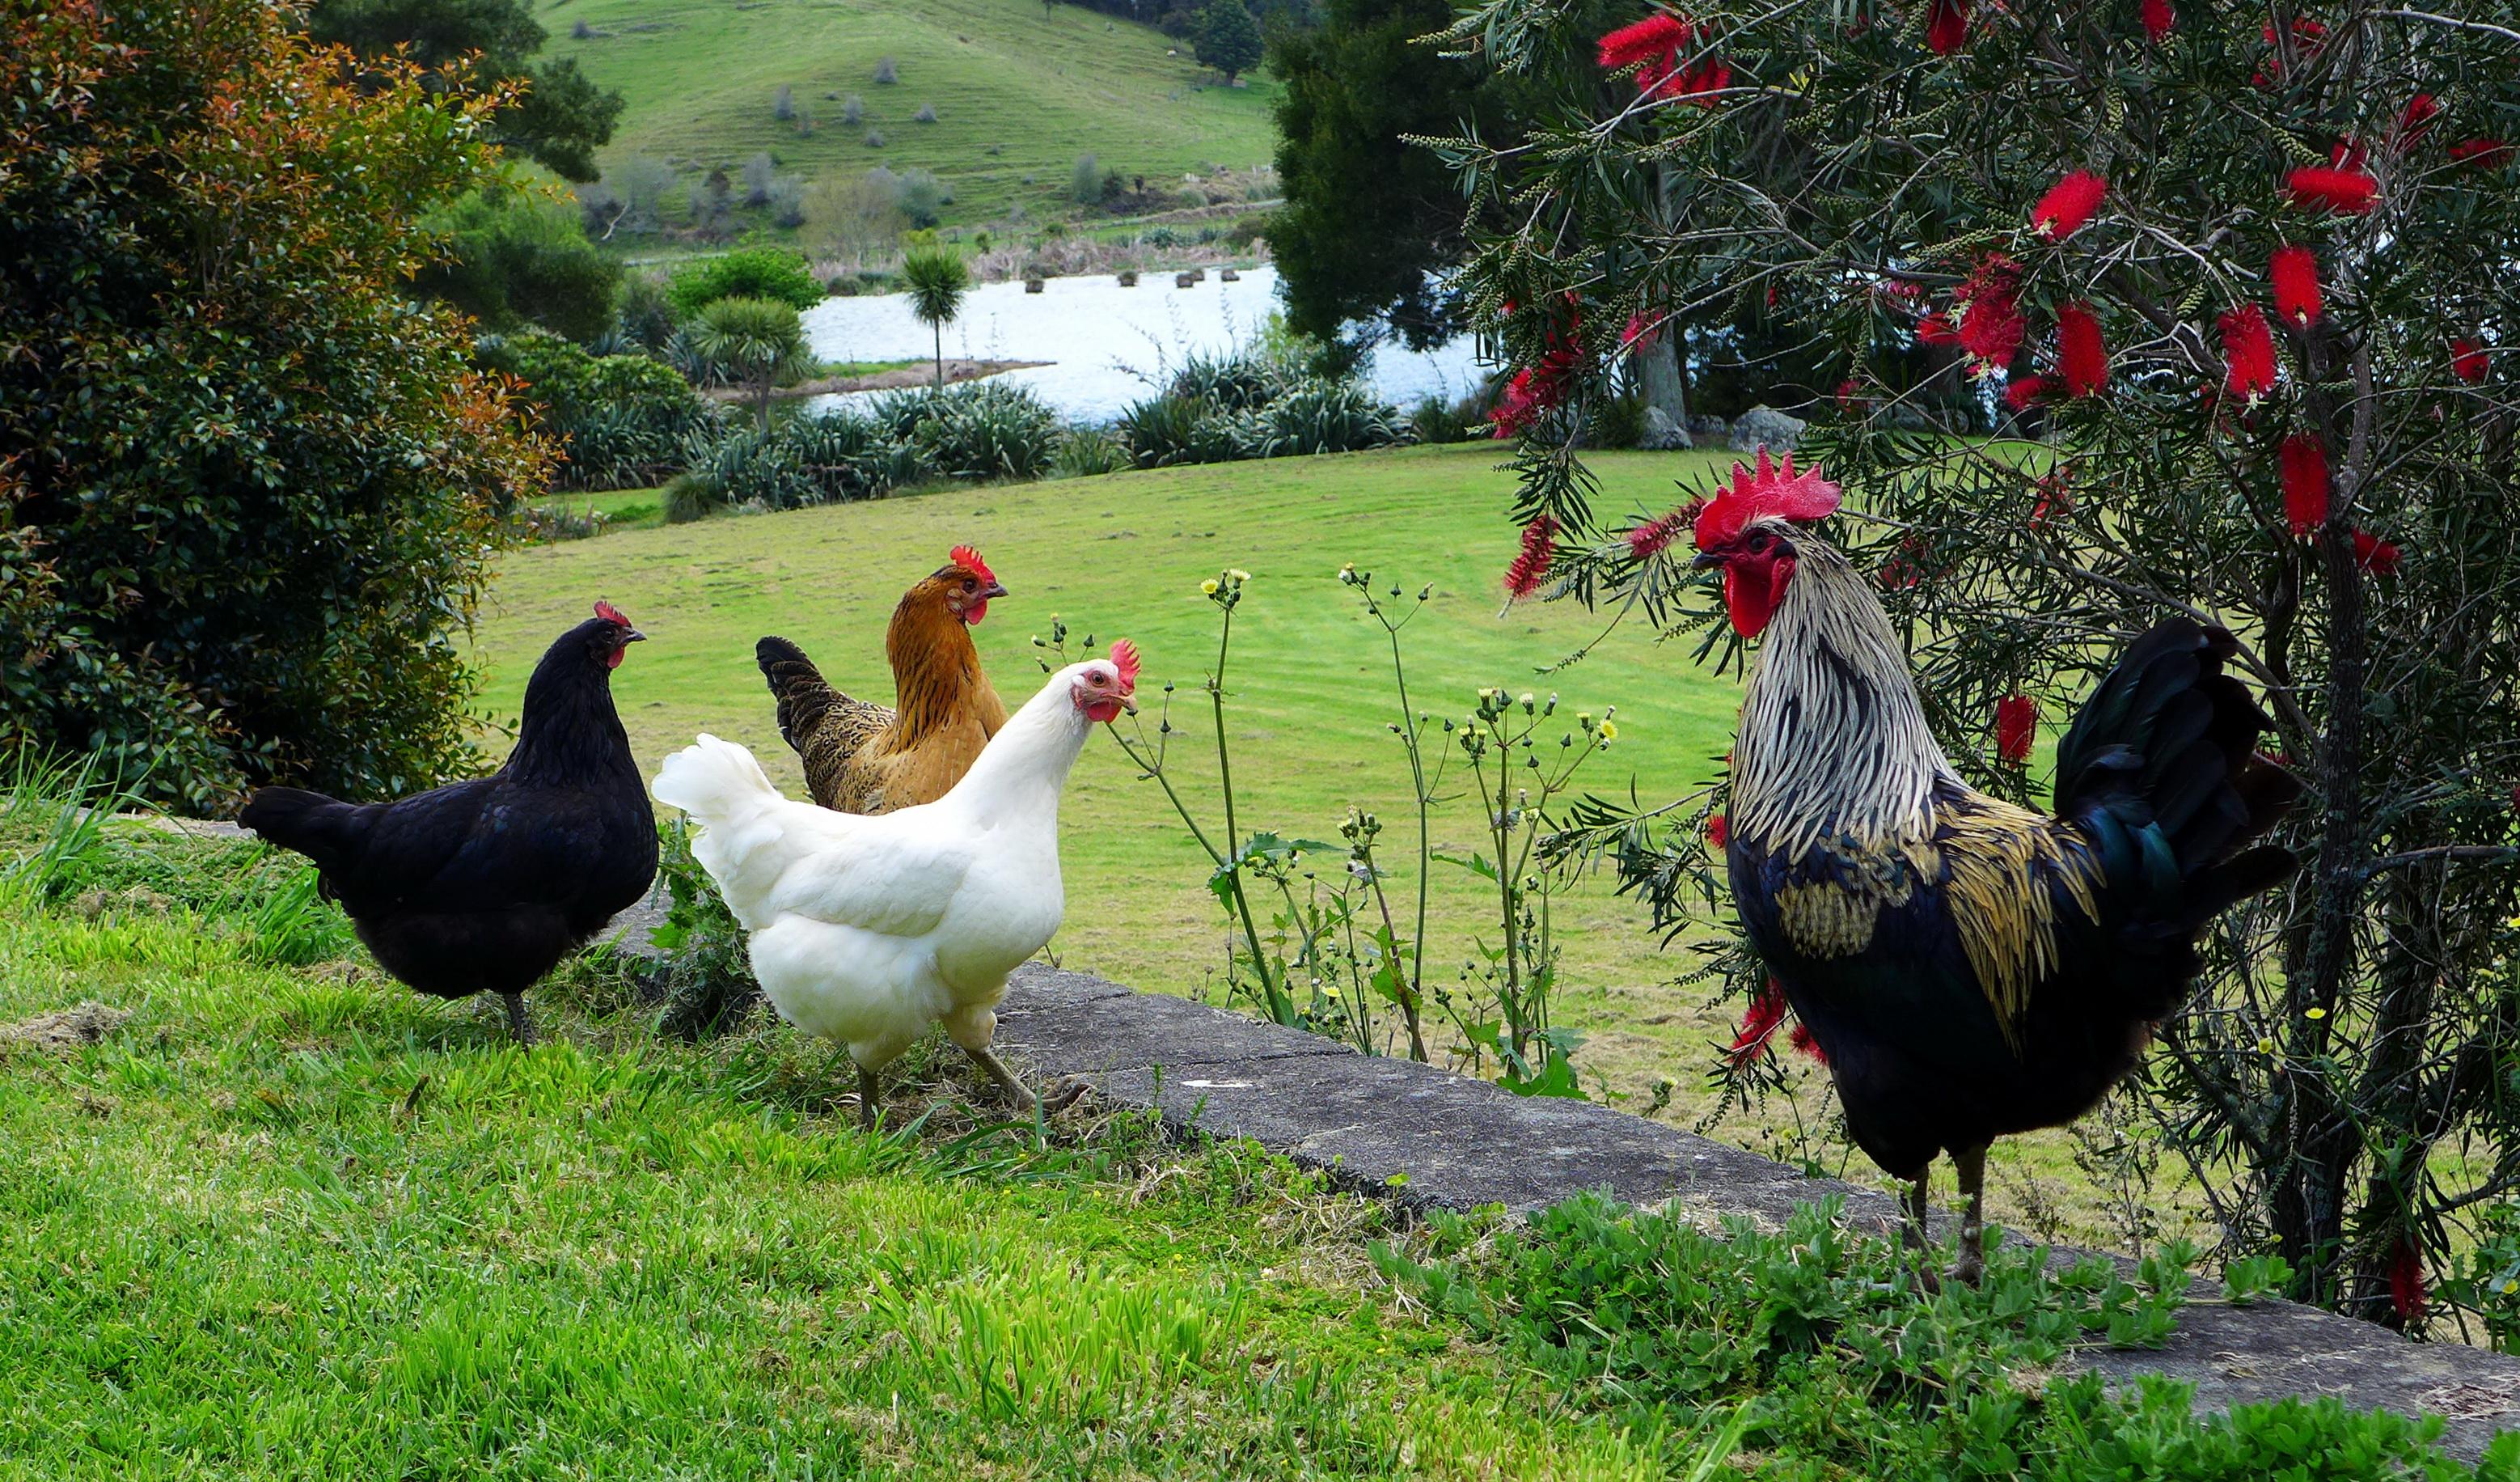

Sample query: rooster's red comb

[1692,450,1842,552]
[949,544,996,586]
[1110,638,1139,691]
[594,599,630,625]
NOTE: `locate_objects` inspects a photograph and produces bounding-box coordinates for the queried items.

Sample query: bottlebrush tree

[1434,0,2520,1332]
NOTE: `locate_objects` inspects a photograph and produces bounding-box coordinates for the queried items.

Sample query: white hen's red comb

[1110,638,1139,691]
[594,599,631,625]
[1692,450,1842,552]
[949,544,996,586]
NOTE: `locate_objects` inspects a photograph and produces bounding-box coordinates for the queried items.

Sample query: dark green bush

[1252,378,1408,455]
[664,245,824,315]
[0,0,547,811]
[410,184,622,342]
[476,332,716,489]
[1118,392,1253,468]
[678,410,927,513]
[869,383,1063,481]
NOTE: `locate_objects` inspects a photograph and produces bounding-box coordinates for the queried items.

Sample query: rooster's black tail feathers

[756,637,848,753]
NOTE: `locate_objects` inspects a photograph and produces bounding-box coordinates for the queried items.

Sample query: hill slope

[543,0,1279,228]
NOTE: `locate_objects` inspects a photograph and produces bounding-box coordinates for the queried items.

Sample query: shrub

[475,331,715,489]
[842,95,864,125]
[412,184,622,342]
[1252,378,1409,456]
[1582,392,1646,451]
[767,178,806,230]
[1406,394,1474,445]
[1070,154,1102,205]
[0,0,548,810]
[678,410,925,512]
[865,129,885,148]
[741,152,774,207]
[665,246,823,314]
[892,167,950,228]
[1051,428,1131,479]
[872,56,897,84]
[684,295,812,431]
[660,472,715,524]
[772,83,794,120]
[1118,393,1253,468]
[613,273,679,350]
[870,383,1063,481]
[570,18,594,39]
[913,103,937,123]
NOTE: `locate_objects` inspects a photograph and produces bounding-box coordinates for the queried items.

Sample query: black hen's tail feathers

[2054,618,2303,890]
[755,636,850,753]
[238,786,374,875]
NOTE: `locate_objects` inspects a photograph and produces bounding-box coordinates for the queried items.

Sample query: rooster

[755,544,1009,814]
[652,641,1138,1126]
[238,603,659,1043]
[1689,455,2300,1281]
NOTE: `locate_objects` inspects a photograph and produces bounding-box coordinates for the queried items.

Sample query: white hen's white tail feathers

[651,733,780,824]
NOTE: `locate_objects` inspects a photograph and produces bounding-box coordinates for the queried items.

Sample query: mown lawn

[470,442,2213,1254]
[0,824,1669,1480]
[544,0,1281,230]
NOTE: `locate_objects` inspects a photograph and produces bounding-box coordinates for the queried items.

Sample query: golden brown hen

[755,545,1010,814]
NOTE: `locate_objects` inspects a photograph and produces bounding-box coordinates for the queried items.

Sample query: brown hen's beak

[981,580,1009,600]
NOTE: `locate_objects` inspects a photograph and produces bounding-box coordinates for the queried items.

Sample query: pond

[800,265,1488,423]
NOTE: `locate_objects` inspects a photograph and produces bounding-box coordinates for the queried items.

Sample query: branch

[2378,8,2520,41]
[2357,846,2520,880]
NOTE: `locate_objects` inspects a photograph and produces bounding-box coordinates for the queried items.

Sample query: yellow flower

[2256,1037,2274,1054]
[1598,721,1619,742]
[1228,568,1252,582]
[2306,1006,2328,1020]
[1201,579,1220,595]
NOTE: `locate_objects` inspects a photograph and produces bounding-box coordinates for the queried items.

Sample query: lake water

[801,265,1486,423]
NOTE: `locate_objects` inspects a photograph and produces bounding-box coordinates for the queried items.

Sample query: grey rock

[1688,413,1731,438]
[1727,404,1807,454]
[1638,405,1694,451]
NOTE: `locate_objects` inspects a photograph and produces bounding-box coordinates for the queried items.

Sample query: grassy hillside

[0,821,1667,1479]
[543,0,1280,229]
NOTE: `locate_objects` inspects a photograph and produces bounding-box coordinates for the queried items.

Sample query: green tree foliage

[666,246,825,316]
[1452,0,2520,1332]
[687,298,812,431]
[899,248,972,389]
[412,183,622,341]
[474,332,714,489]
[0,0,549,811]
[307,0,625,181]
[1194,0,1266,83]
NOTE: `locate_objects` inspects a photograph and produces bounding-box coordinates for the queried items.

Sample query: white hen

[652,643,1139,1124]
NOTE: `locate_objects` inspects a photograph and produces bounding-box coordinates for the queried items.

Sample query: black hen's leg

[1950,1145,1989,1286]
[501,991,537,1045]
[857,1065,882,1132]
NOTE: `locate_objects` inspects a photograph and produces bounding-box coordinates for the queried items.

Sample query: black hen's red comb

[949,544,996,586]
[594,599,631,625]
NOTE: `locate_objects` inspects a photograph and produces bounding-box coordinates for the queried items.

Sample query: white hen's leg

[943,1006,1038,1113]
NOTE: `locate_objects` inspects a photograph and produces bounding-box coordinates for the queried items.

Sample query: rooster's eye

[1745,532,1772,554]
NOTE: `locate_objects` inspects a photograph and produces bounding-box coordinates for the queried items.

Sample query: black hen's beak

[980,580,1009,600]
[623,628,648,642]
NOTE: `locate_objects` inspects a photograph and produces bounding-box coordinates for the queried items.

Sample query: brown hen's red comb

[1692,449,1842,552]
[594,599,631,625]
[1110,638,1139,691]
[949,544,996,586]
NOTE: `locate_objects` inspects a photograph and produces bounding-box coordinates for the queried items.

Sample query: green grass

[544,0,1281,230]
[0,819,1680,1479]
[468,444,2220,1253]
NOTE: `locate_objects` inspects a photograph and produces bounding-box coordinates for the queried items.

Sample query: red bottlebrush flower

[1835,377,1863,405]
[2057,302,2108,396]
[2031,171,2108,241]
[2352,528,2401,577]
[1995,694,2036,764]
[1489,370,1545,438]
[1647,55,1731,103]
[2449,138,2514,170]
[1503,515,1558,599]
[2141,0,2173,40]
[2271,245,2322,328]
[2452,338,2488,384]
[2004,375,2049,411]
[1926,0,1969,54]
[1878,535,1926,591]
[2281,434,2330,536]
[1788,1020,1828,1064]
[2220,304,2279,402]
[1728,980,1789,1067]
[1619,312,1661,353]
[1916,312,1959,345]
[2030,473,2073,529]
[2254,16,2328,86]
[1707,812,1730,849]
[1956,255,2024,367]
[2328,138,2369,173]
[1628,507,1688,560]
[2396,94,2439,149]
[1596,12,1691,70]
[2287,166,2378,214]
[2390,1235,2429,1324]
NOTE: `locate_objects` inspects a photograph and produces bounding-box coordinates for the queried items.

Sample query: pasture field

[543,0,1281,229]
[0,823,1661,1479]
[472,443,2205,1251]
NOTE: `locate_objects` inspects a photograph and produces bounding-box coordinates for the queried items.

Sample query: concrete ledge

[992,963,2520,1460]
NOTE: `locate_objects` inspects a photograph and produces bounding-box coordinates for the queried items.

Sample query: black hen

[239,603,660,1041]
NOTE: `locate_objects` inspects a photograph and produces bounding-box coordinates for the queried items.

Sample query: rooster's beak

[981,581,1009,600]
[1690,551,1724,570]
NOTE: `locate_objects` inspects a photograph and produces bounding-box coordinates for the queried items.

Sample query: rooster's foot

[501,991,537,1046]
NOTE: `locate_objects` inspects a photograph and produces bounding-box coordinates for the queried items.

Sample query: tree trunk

[933,323,945,390]
[754,367,773,433]
[1638,164,1691,446]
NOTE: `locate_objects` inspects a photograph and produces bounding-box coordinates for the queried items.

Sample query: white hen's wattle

[651,658,1120,1108]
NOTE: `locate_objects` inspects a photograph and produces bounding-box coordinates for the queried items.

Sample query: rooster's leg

[501,991,536,1046]
[960,1043,1040,1115]
[1949,1144,1989,1287]
[857,1065,883,1131]
[1901,1167,1931,1253]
